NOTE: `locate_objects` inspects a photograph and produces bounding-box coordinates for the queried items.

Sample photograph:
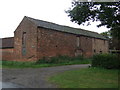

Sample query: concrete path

[2,64,90,88]
[1,82,24,88]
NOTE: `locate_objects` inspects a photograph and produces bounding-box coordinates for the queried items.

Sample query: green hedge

[92,54,120,69]
[36,55,84,64]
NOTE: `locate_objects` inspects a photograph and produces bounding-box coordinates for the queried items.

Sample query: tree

[100,30,111,39]
[100,31,119,50]
[66,1,120,40]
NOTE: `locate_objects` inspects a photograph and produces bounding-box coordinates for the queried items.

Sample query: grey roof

[0,37,14,49]
[26,16,107,40]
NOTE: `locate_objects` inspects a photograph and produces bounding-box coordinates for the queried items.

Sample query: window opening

[22,32,26,56]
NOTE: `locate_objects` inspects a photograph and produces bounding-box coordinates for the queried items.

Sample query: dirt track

[2,64,90,88]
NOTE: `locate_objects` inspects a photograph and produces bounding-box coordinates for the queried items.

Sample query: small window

[22,32,26,45]
[94,49,96,53]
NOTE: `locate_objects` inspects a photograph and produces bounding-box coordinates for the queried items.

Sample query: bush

[35,55,84,64]
[92,53,120,69]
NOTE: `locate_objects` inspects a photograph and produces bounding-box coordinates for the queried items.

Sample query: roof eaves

[27,16,107,40]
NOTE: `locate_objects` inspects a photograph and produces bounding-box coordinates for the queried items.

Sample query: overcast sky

[0,0,109,38]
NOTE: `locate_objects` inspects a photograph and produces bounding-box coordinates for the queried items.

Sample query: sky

[0,0,109,38]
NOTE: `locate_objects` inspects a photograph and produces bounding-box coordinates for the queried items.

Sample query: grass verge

[0,61,2,68]
[2,58,91,68]
[48,67,119,88]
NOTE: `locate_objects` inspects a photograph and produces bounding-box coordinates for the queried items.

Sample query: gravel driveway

[2,64,90,88]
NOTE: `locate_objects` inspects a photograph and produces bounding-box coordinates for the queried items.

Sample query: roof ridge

[26,16,98,34]
[25,16,106,40]
[26,16,66,27]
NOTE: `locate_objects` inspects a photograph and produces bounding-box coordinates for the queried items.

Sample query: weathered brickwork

[79,36,93,57]
[0,49,14,61]
[14,17,38,61]
[36,27,96,59]
[37,27,77,59]
[92,38,109,54]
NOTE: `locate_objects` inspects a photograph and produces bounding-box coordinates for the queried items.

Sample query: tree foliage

[100,30,112,38]
[100,31,119,50]
[66,1,120,39]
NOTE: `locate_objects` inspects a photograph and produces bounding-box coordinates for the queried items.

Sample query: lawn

[48,68,119,88]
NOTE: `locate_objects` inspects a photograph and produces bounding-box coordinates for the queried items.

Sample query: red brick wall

[79,36,93,57]
[0,48,14,61]
[37,27,77,59]
[14,17,38,61]
[92,38,108,55]
[37,27,108,59]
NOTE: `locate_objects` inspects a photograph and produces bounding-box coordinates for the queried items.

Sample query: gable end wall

[14,17,38,61]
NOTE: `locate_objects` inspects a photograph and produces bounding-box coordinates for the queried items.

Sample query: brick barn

[1,16,108,61]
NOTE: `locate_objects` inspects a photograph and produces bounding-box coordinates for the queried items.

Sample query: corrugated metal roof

[0,37,14,49]
[26,16,107,40]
